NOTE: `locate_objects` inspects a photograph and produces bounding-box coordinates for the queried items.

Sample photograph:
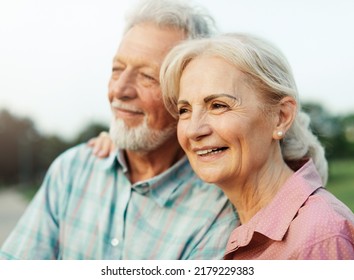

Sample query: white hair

[124,0,217,38]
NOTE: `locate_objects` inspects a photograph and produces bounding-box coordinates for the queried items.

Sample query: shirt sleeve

[0,153,71,260]
[298,235,354,260]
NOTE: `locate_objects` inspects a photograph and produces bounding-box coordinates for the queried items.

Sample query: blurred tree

[302,102,342,158]
[0,109,108,187]
[336,114,354,158]
[0,109,41,185]
[70,122,109,145]
[34,135,71,181]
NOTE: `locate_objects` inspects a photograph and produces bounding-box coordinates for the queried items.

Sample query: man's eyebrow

[112,56,159,72]
[203,93,239,103]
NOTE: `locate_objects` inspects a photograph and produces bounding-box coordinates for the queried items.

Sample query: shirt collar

[100,148,192,207]
[100,148,120,171]
[148,155,191,207]
[225,159,324,254]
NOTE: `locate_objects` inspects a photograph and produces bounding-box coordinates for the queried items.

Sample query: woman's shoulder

[289,187,354,245]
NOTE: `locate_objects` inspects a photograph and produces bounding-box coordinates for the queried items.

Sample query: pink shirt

[224,159,354,260]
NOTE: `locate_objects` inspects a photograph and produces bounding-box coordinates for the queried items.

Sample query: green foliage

[0,110,41,184]
[327,159,354,212]
[71,123,109,145]
[302,102,354,159]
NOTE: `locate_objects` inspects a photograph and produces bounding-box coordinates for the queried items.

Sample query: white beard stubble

[109,117,176,152]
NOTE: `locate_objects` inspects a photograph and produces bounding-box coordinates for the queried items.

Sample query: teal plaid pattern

[0,144,237,259]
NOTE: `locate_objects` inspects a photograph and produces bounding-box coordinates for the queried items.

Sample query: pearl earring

[277,131,284,137]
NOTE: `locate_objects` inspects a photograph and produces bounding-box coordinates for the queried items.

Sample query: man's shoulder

[50,143,108,173]
[53,143,92,163]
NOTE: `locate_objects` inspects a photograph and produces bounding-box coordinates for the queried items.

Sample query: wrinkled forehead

[117,23,186,66]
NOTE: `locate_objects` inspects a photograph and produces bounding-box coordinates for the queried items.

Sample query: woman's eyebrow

[203,93,239,103]
[177,93,239,106]
[177,100,190,106]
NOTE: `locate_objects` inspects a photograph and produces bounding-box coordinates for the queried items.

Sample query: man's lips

[111,101,144,116]
[113,107,144,115]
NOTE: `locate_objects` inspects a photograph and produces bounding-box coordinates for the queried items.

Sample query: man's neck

[125,140,185,184]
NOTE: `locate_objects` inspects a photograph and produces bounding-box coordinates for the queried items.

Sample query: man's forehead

[115,23,185,64]
[113,53,160,72]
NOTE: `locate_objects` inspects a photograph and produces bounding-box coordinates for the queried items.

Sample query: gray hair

[124,0,217,38]
[160,33,328,184]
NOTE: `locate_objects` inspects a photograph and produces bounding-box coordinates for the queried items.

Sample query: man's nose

[109,70,137,100]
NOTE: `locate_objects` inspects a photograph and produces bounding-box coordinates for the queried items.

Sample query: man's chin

[113,118,142,129]
[109,118,176,152]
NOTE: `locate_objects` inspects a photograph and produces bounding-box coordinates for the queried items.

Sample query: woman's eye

[211,102,228,110]
[177,107,191,119]
[178,108,189,115]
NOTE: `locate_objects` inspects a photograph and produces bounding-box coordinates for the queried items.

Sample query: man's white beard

[109,117,176,152]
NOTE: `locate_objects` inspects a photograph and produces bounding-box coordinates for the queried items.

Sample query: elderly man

[0,0,237,259]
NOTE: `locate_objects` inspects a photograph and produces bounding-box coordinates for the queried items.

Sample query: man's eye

[111,67,123,79]
[112,66,124,73]
[112,67,124,76]
[141,73,156,81]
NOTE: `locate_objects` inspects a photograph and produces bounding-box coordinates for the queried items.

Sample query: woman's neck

[222,161,294,224]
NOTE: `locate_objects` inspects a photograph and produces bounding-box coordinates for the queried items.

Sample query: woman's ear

[273,96,297,140]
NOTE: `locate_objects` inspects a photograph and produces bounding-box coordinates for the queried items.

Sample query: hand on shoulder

[87,131,115,158]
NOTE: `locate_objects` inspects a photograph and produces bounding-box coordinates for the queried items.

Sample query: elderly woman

[160,33,354,259]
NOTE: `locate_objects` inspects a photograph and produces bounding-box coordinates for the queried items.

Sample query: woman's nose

[185,112,212,141]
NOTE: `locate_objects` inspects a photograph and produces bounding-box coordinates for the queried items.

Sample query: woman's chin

[196,171,220,185]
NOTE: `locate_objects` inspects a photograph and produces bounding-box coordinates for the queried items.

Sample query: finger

[99,131,110,137]
[93,134,107,155]
[98,136,114,158]
[91,131,108,154]
[87,137,98,147]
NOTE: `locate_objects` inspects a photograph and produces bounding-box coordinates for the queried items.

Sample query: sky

[0,0,353,140]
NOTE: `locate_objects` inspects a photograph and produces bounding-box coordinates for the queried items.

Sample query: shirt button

[111,238,119,247]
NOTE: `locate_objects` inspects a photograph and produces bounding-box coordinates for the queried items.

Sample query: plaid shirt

[0,144,237,259]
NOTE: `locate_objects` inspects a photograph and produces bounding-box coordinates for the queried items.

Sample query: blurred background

[1,0,354,245]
